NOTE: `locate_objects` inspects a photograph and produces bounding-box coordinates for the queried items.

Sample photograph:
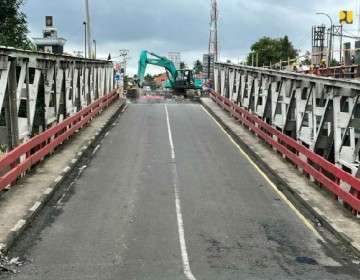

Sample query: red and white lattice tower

[209,0,219,61]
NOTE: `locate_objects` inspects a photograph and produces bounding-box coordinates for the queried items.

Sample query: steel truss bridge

[0,47,359,216]
[212,62,360,212]
[0,47,114,150]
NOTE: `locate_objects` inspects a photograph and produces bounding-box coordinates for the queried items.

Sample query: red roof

[153,73,168,84]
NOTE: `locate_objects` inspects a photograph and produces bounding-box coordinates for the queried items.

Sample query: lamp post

[83,21,87,58]
[316,12,333,66]
[93,40,96,59]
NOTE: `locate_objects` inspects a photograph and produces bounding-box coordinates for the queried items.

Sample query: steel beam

[0,46,114,150]
[214,62,360,179]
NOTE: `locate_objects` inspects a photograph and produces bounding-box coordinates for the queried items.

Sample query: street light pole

[93,40,96,59]
[83,21,87,58]
[85,0,92,58]
[119,49,129,76]
[316,12,333,66]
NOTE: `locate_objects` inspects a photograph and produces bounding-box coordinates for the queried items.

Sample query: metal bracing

[214,62,360,178]
[0,47,114,151]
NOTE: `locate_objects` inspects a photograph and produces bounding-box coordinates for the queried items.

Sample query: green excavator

[136,50,202,96]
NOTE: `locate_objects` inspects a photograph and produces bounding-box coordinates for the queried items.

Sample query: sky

[21,0,360,75]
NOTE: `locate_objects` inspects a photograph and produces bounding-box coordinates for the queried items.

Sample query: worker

[292,62,298,72]
[308,63,314,74]
[202,78,212,95]
[320,58,327,69]
[351,54,355,78]
[313,65,321,76]
[334,63,344,78]
[298,64,304,72]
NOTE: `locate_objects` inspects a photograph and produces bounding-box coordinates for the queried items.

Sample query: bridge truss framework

[213,62,360,196]
[0,47,114,151]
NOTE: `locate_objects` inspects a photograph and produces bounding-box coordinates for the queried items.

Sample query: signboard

[340,11,353,24]
[44,46,53,53]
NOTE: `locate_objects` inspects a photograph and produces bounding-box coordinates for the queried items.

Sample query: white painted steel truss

[0,47,114,149]
[214,63,360,180]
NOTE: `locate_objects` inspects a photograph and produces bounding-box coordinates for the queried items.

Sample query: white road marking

[29,201,42,212]
[91,144,101,156]
[57,165,87,207]
[11,219,26,232]
[202,105,324,241]
[121,104,128,113]
[165,104,196,280]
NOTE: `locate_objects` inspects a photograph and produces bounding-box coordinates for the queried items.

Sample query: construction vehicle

[137,50,202,96]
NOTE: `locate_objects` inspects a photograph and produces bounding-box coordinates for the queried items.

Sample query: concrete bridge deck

[0,96,359,278]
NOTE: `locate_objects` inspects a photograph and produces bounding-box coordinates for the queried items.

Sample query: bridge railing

[297,64,360,79]
[0,46,114,152]
[0,90,118,191]
[210,89,360,215]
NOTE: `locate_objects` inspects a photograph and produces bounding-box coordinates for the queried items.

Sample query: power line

[65,25,84,41]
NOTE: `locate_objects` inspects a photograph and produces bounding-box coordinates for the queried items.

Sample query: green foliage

[329,58,340,67]
[144,74,156,89]
[180,61,187,70]
[247,35,298,66]
[193,60,203,74]
[123,75,129,89]
[301,51,311,65]
[0,0,34,50]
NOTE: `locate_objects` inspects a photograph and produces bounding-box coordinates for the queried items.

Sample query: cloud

[21,0,359,75]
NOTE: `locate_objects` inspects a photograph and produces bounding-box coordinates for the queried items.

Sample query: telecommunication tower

[209,0,219,61]
[169,52,180,70]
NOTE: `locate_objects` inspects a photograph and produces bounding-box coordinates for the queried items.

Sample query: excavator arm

[137,50,177,87]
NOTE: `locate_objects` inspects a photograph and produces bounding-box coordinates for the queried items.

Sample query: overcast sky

[21,0,359,75]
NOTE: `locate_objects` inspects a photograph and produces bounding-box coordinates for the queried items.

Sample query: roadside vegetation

[0,0,34,50]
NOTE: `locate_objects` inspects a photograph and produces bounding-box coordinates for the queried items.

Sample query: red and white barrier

[0,91,118,191]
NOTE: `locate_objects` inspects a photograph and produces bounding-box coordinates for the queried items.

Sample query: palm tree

[180,61,187,69]
[193,60,203,74]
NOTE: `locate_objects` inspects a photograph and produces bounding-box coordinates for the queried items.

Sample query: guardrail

[298,64,360,78]
[210,90,360,216]
[0,90,118,191]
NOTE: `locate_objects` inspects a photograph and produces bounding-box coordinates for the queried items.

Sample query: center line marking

[165,104,196,280]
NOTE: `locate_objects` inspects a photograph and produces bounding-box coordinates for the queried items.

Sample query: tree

[180,61,187,69]
[301,51,311,65]
[0,0,33,50]
[144,73,156,89]
[193,60,203,74]
[247,35,298,67]
[123,75,129,90]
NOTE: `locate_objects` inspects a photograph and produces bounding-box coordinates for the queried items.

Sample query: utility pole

[83,22,87,58]
[85,0,92,58]
[209,0,219,62]
[119,50,129,76]
[74,50,84,57]
[93,39,96,59]
[316,13,333,66]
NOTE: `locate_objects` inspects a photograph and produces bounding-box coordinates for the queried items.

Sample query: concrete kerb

[0,98,127,253]
[200,98,360,257]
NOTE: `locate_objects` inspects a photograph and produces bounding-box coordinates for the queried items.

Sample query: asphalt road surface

[1,99,359,279]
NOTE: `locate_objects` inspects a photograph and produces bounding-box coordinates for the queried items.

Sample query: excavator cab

[174,69,195,89]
